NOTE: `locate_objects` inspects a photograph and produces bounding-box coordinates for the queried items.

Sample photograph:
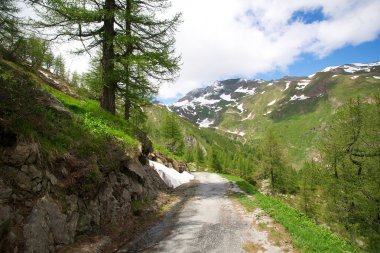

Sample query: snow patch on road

[149,160,194,188]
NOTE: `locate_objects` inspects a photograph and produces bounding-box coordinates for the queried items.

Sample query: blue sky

[255,38,380,80]
[156,0,380,103]
[160,37,380,104]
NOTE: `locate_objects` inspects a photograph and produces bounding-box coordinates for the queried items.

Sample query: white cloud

[158,0,380,99]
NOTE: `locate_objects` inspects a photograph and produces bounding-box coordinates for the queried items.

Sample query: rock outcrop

[0,141,167,252]
[149,152,188,173]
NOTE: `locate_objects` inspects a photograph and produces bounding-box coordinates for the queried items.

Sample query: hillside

[170,61,380,166]
[0,58,172,252]
[143,104,258,179]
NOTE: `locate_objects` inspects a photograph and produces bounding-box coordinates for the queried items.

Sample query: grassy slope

[221,174,364,253]
[144,105,252,166]
[0,58,141,182]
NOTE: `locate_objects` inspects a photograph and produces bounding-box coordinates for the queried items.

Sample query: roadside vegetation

[221,174,364,253]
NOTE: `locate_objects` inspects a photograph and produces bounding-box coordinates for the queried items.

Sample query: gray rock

[26,144,39,164]
[122,159,147,184]
[77,198,101,234]
[23,195,70,253]
[32,183,42,193]
[0,205,12,235]
[121,189,131,203]
[27,165,42,180]
[45,170,58,185]
[15,171,33,192]
[0,180,12,204]
[65,194,79,238]
[109,172,118,186]
[2,142,39,166]
[21,165,43,181]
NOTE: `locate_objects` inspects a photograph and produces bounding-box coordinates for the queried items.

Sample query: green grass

[1,58,140,168]
[46,86,138,147]
[220,174,364,253]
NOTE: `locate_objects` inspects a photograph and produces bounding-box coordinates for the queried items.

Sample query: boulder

[122,159,147,184]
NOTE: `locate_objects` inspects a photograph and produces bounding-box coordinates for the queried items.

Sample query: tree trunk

[124,88,131,120]
[123,0,133,120]
[100,0,116,114]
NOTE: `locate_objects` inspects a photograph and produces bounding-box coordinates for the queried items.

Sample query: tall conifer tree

[30,0,181,116]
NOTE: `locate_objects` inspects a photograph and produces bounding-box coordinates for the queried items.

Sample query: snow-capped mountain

[170,61,380,129]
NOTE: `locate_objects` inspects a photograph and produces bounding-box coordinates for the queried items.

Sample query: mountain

[170,61,380,166]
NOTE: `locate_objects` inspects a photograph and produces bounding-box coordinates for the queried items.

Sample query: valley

[169,62,380,167]
[1,1,380,252]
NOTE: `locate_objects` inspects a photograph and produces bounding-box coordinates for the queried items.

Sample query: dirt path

[118,172,295,253]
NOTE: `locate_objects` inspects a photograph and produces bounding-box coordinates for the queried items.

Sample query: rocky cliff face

[0,137,167,253]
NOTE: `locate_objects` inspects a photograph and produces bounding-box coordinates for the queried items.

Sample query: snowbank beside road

[149,160,194,188]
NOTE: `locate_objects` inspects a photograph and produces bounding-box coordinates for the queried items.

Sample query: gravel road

[119,172,294,253]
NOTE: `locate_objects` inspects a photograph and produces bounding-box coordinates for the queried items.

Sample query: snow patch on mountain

[373,76,380,79]
[236,103,244,113]
[223,129,246,136]
[173,100,189,107]
[321,62,380,74]
[220,94,235,101]
[198,118,214,128]
[264,110,272,115]
[322,66,339,72]
[235,87,256,95]
[290,95,310,101]
[241,112,255,121]
[267,99,277,106]
[283,81,291,91]
[296,80,311,90]
[351,76,359,80]
[194,96,220,105]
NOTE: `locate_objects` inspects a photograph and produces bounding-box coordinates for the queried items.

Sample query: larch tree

[30,0,181,117]
[114,0,181,119]
[319,96,380,248]
[162,113,183,155]
[0,0,21,55]
[259,129,288,195]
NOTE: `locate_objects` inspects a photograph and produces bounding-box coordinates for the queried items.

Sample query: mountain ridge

[170,60,380,128]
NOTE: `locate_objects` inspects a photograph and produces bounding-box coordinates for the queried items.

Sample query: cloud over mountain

[158,0,380,99]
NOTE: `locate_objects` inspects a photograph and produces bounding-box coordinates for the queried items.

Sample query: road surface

[118,172,294,253]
